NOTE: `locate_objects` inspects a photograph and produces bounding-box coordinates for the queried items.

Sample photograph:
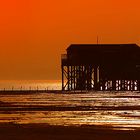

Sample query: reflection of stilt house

[61,44,140,91]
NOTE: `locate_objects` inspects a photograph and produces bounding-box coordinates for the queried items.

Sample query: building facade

[61,44,140,91]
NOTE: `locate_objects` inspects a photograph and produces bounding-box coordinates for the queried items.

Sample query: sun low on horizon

[0,0,140,80]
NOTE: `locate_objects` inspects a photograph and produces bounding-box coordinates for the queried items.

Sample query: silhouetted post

[128,80,131,91]
[62,65,64,91]
[20,86,22,91]
[99,67,105,91]
[68,66,70,90]
[122,80,125,91]
[70,66,73,90]
[94,66,97,90]
[138,80,140,91]
[132,80,135,91]
[112,80,116,90]
[102,80,105,91]
[74,66,76,91]
[12,86,14,91]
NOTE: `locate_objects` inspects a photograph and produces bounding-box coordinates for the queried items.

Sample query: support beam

[112,80,116,90]
[94,66,98,90]
[62,65,64,91]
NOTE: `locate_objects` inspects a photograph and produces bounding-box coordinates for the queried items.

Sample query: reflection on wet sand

[0,92,140,130]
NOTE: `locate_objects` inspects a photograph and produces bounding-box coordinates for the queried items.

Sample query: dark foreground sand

[0,123,140,140]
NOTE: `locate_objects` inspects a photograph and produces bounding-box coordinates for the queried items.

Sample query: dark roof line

[67,44,140,50]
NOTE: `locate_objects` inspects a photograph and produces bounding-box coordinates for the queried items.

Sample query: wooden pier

[61,44,140,91]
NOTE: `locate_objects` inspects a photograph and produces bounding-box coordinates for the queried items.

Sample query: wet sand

[0,91,140,139]
[0,123,140,140]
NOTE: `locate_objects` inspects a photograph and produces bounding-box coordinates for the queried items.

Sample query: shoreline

[0,90,63,94]
[0,90,98,95]
[0,90,139,95]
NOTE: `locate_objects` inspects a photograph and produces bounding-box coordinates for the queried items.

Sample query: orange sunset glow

[0,0,140,80]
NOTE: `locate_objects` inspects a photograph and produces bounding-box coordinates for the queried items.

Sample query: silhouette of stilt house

[61,44,140,91]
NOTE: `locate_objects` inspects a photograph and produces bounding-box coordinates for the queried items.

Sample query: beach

[1,123,140,140]
[0,91,140,139]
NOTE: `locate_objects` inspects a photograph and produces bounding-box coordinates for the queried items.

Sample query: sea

[0,80,61,91]
[0,80,140,130]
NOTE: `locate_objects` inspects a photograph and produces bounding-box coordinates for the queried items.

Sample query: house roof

[67,44,140,52]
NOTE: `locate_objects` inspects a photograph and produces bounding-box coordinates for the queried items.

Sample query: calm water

[0,83,140,130]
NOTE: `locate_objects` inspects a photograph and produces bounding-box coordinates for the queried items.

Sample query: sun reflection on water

[0,92,140,130]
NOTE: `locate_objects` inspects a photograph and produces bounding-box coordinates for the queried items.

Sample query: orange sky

[0,0,140,80]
